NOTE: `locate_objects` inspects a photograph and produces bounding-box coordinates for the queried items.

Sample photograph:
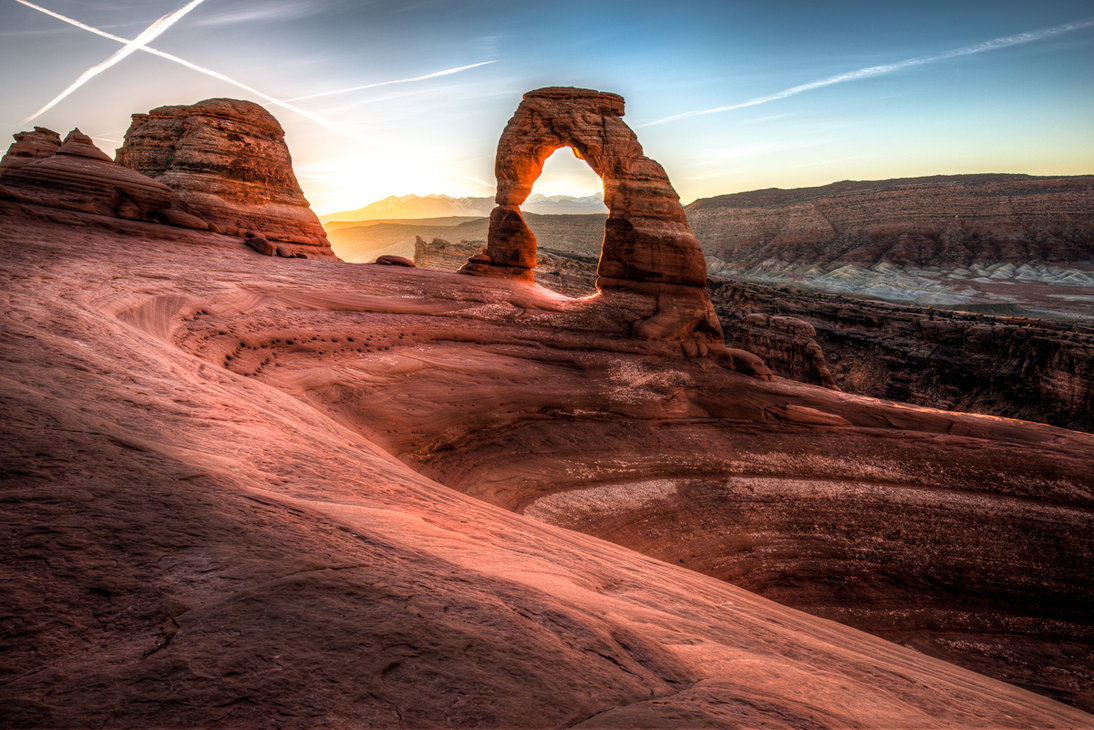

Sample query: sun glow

[526,147,605,200]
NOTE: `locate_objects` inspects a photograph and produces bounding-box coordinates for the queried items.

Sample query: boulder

[373,254,415,267]
[245,234,276,256]
[116,98,333,255]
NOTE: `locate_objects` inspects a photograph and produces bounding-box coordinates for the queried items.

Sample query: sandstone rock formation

[116,98,333,256]
[713,278,1094,432]
[0,126,61,171]
[167,226,1094,711]
[0,128,208,229]
[688,174,1094,274]
[732,312,838,389]
[460,87,722,344]
[5,182,1094,724]
[373,254,415,267]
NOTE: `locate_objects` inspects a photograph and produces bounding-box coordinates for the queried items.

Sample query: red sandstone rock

[3,198,1094,725]
[0,128,208,229]
[373,254,415,267]
[465,87,706,288]
[0,126,61,171]
[116,98,333,254]
[245,234,275,256]
[459,87,733,367]
[734,312,838,389]
[687,174,1094,271]
[56,128,112,162]
[712,278,1094,431]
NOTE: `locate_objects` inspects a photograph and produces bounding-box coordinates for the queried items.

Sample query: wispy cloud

[19,0,208,124]
[640,17,1094,127]
[188,1,324,27]
[285,61,497,102]
[13,0,369,143]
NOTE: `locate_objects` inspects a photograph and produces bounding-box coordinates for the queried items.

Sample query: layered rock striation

[416,235,598,297]
[688,174,1094,272]
[731,312,838,389]
[461,87,723,345]
[116,98,332,255]
[0,129,208,229]
[713,278,1094,432]
[0,126,62,171]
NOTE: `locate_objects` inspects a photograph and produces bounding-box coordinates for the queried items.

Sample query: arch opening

[459,87,722,344]
[521,146,606,297]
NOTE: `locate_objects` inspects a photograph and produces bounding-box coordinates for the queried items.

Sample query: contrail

[13,0,493,187]
[285,61,496,102]
[13,0,369,143]
[640,17,1094,127]
[19,0,207,124]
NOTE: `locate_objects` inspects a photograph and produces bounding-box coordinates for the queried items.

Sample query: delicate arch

[460,87,708,289]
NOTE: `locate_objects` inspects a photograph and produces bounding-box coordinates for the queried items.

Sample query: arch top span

[460,86,726,344]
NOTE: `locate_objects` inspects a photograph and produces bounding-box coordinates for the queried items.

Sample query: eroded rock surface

[0,128,208,229]
[116,98,333,255]
[461,87,721,344]
[689,175,1094,312]
[0,126,61,171]
[732,312,838,389]
[689,174,1094,271]
[7,200,1092,726]
[713,278,1094,432]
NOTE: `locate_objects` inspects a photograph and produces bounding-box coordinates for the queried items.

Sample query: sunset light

[2,1,1091,213]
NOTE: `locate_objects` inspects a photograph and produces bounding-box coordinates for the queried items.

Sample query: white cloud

[641,17,1094,127]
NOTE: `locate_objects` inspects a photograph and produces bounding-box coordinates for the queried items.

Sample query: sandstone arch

[461,87,707,288]
[460,87,727,343]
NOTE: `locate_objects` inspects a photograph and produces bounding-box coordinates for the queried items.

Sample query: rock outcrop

[732,312,838,389]
[460,87,723,345]
[688,174,1094,272]
[416,235,598,296]
[713,278,1094,432]
[116,98,333,256]
[0,128,208,229]
[4,188,1094,722]
[0,126,62,171]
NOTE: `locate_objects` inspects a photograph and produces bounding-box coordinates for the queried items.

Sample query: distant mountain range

[321,193,606,222]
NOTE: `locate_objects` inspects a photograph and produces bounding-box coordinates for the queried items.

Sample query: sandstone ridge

[0,128,208,229]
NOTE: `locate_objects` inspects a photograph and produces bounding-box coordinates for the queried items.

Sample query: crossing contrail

[13,0,369,143]
[640,17,1094,127]
[19,0,207,124]
[13,0,495,187]
[285,61,496,102]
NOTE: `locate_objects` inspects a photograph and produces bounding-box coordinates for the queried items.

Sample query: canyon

[2,92,1093,727]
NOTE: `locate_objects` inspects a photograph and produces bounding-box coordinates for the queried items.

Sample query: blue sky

[2,0,1092,212]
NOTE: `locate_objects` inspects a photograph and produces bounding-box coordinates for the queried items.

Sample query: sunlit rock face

[0,128,208,229]
[116,98,333,255]
[0,126,62,171]
[461,87,721,343]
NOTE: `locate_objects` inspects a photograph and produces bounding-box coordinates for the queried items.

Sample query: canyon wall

[714,279,1094,432]
[687,174,1094,271]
